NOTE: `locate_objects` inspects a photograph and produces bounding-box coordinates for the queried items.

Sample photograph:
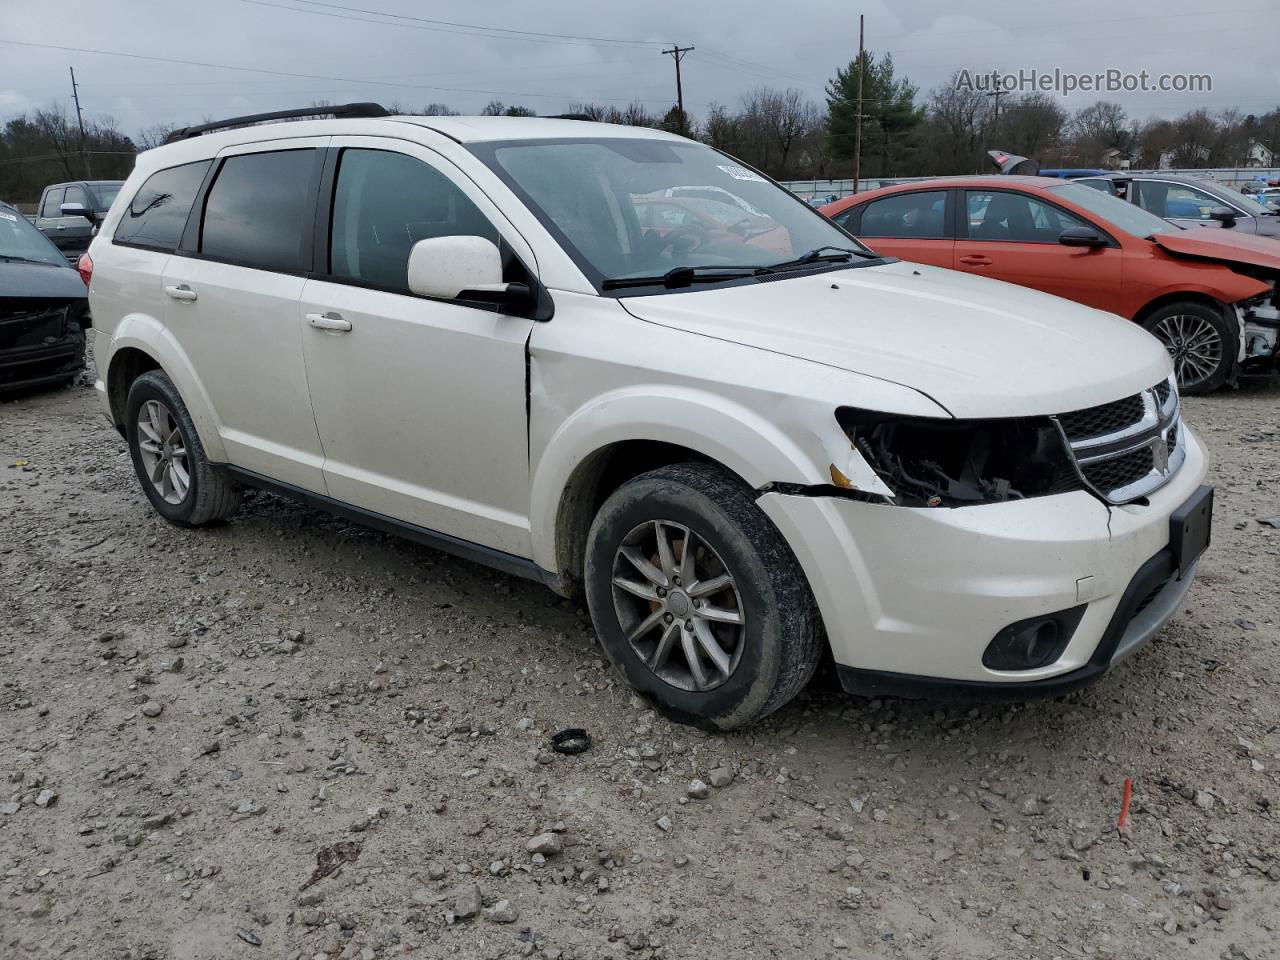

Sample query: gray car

[33,180,123,260]
[1074,173,1280,239]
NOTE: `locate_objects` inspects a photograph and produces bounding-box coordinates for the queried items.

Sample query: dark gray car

[1074,173,1280,239]
[33,180,123,259]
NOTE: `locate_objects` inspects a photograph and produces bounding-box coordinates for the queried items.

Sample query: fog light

[982,606,1087,671]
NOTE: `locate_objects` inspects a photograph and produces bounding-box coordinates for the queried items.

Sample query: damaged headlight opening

[836,409,1081,507]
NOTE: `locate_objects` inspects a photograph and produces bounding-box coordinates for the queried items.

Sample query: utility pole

[69,66,91,177]
[852,15,864,194]
[662,45,694,136]
[985,79,1006,145]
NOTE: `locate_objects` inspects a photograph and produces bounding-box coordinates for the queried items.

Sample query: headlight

[836,409,1081,507]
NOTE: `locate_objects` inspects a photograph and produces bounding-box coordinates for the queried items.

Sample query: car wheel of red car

[1141,301,1234,395]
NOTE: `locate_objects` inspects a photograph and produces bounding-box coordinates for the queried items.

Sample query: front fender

[528,384,877,574]
[106,314,227,463]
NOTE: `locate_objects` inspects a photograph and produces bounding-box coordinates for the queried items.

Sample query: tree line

[5,52,1280,205]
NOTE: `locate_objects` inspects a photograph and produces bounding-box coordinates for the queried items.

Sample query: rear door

[844,189,954,267]
[162,140,329,491]
[36,186,68,254]
[953,188,1124,313]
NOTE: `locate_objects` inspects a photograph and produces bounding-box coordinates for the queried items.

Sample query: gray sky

[3,0,1279,139]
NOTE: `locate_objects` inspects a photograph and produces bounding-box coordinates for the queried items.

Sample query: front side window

[40,187,64,219]
[114,161,211,251]
[478,138,869,287]
[966,191,1089,242]
[201,150,316,272]
[329,149,497,293]
[63,185,90,211]
[859,191,948,238]
[93,183,123,213]
[1134,181,1222,221]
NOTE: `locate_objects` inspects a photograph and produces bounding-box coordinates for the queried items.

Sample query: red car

[822,177,1280,393]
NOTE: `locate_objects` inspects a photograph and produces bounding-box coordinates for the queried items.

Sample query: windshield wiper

[601,265,764,290]
[762,245,881,272]
[0,254,56,266]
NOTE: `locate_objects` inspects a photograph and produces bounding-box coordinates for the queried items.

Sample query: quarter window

[40,187,65,219]
[114,160,211,251]
[201,150,317,272]
[329,148,498,293]
[966,191,1089,243]
[857,191,948,239]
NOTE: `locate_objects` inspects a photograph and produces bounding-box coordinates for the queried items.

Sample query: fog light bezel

[982,605,1087,671]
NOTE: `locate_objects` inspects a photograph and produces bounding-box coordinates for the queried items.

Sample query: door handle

[306,312,352,333]
[959,255,992,266]
[164,284,198,302]
[55,225,66,231]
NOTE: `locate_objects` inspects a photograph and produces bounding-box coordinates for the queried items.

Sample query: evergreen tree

[826,52,923,176]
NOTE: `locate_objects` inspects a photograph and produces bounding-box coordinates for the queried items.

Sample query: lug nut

[663,613,673,624]
[657,587,667,598]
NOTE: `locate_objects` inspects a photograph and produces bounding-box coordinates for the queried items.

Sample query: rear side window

[329,148,497,293]
[858,191,948,238]
[201,150,317,272]
[40,187,65,219]
[114,161,210,251]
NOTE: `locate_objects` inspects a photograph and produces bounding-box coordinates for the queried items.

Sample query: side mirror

[60,201,98,226]
[1059,227,1107,248]
[407,235,524,303]
[1208,206,1237,227]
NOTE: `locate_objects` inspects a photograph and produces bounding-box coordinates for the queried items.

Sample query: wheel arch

[104,318,228,462]
[532,391,831,598]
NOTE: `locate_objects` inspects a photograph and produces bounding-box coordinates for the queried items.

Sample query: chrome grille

[1054,375,1183,504]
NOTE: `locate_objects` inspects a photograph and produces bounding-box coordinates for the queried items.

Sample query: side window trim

[183,145,326,276]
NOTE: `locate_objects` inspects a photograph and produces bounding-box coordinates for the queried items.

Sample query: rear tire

[125,371,241,527]
[584,463,824,730]
[1141,301,1235,395]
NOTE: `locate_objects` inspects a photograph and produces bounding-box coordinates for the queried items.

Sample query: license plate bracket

[1170,485,1213,578]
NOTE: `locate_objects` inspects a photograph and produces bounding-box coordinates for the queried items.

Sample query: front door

[954,189,1124,314]
[298,138,538,557]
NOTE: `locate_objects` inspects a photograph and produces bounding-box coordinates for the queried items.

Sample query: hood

[0,260,86,301]
[620,260,1171,418]
[1151,228,1280,271]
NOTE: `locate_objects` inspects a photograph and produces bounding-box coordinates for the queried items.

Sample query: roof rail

[548,113,594,121]
[164,102,390,143]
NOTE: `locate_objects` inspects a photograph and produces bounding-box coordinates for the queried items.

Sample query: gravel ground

[1,372,1278,960]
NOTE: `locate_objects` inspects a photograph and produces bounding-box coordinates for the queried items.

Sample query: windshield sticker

[717,163,765,183]
[0,211,17,221]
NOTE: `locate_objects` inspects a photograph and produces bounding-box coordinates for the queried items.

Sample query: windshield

[95,183,123,212]
[1049,181,1179,237]
[477,138,870,287]
[1209,181,1274,216]
[0,208,66,265]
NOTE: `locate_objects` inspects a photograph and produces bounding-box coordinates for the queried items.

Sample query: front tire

[125,371,241,526]
[1141,301,1235,395]
[584,463,823,730]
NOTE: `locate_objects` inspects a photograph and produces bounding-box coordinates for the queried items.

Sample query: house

[1245,140,1274,167]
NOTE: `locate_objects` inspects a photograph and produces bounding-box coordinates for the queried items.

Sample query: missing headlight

[836,409,1082,508]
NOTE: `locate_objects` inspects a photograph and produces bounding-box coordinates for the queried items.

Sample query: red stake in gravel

[1117,777,1133,830]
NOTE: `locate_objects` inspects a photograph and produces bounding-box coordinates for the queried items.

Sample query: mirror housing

[60,201,98,226]
[408,235,513,300]
[1208,206,1237,227]
[1058,227,1107,248]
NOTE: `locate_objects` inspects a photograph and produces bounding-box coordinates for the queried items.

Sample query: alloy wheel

[136,399,190,505]
[1152,314,1222,390]
[609,519,746,692]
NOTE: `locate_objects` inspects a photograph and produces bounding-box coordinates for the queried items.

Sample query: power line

[0,38,671,105]
[245,0,664,48]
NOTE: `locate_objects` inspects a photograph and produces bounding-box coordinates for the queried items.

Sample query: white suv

[84,105,1213,728]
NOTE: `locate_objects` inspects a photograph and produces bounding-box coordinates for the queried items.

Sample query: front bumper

[0,330,85,393]
[758,423,1209,692]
